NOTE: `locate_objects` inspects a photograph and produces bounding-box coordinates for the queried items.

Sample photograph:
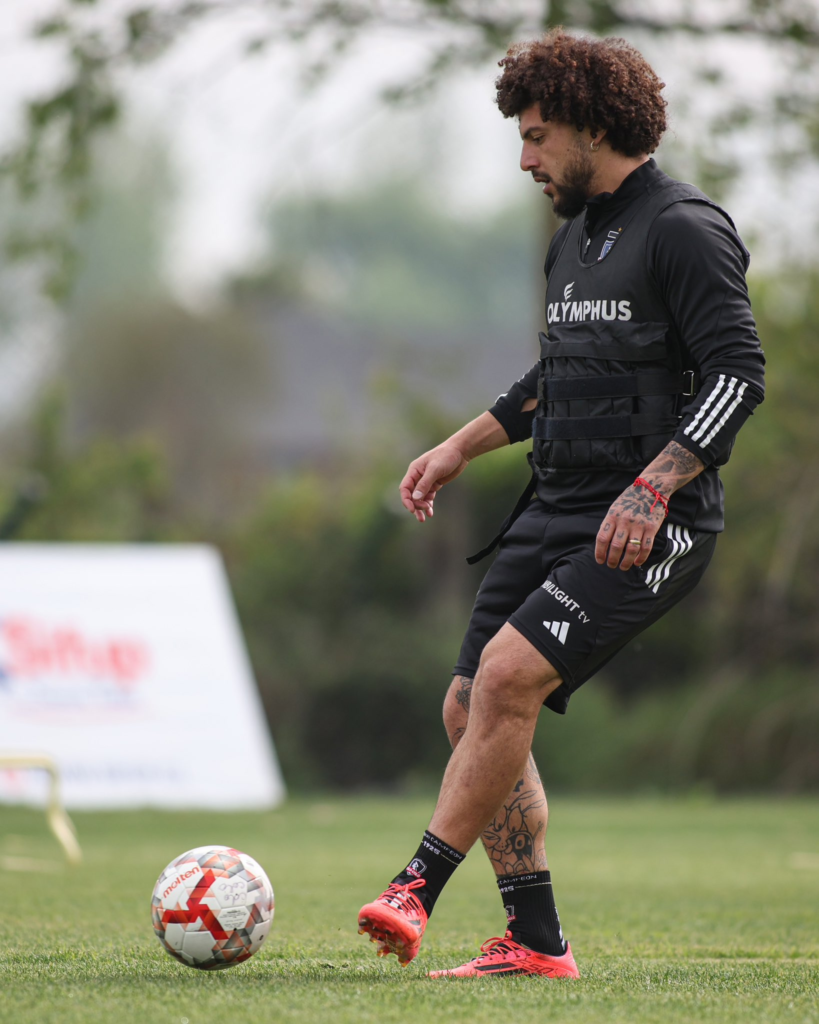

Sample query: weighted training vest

[533,173,735,478]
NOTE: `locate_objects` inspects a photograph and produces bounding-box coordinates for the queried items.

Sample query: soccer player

[358,30,765,978]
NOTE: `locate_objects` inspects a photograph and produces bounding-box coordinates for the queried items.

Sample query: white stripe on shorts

[645,524,694,595]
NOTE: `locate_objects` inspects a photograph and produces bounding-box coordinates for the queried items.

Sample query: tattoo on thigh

[454,676,473,713]
[482,765,547,875]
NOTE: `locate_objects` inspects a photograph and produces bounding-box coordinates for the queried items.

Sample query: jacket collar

[584,158,662,229]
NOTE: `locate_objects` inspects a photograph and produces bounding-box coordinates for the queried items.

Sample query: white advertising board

[0,544,285,809]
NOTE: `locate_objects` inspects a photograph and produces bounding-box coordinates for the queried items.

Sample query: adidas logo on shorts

[542,621,570,644]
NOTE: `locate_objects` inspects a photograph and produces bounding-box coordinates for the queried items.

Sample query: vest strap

[539,337,668,361]
[543,370,697,401]
[538,325,670,362]
[465,463,538,565]
[533,414,680,441]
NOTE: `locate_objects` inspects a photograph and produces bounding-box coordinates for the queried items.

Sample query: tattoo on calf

[451,675,548,872]
[482,763,548,875]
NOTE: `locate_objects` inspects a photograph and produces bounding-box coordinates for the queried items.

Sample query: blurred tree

[0,390,172,542]
[63,299,275,520]
[712,271,819,668]
[4,0,819,292]
[225,469,458,788]
[20,127,277,523]
[5,267,819,792]
[66,131,172,318]
[0,130,172,455]
[222,258,819,794]
[0,177,62,429]
[248,182,538,335]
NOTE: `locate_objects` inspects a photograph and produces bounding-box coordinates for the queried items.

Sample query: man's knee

[474,625,562,714]
[443,675,473,747]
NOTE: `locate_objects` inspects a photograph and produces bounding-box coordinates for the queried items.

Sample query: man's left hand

[595,483,667,571]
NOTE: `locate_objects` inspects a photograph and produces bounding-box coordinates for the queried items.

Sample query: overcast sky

[1,1,816,303]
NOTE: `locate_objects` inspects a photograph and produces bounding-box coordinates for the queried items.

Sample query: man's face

[519,104,596,219]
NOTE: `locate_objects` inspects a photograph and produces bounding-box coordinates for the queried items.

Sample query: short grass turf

[0,797,817,1024]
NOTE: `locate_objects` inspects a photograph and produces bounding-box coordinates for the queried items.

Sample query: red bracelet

[634,477,669,517]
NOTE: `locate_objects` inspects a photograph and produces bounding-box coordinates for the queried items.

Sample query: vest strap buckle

[542,370,697,402]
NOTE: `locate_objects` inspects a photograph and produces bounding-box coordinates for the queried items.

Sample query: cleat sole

[358,919,416,964]
[358,886,427,966]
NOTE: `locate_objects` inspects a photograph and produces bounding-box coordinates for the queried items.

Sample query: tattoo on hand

[599,441,706,563]
[608,488,656,521]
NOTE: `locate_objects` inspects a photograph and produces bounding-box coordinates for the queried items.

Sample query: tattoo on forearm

[644,441,704,492]
[603,441,706,534]
[482,763,548,875]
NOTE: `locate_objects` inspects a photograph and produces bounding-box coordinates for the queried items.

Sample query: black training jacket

[489,159,765,533]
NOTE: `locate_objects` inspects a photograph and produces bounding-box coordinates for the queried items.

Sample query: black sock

[497,870,567,956]
[392,831,466,917]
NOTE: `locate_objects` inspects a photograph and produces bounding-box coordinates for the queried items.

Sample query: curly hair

[496,30,667,156]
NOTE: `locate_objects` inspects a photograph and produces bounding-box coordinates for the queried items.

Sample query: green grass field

[1,796,817,1024]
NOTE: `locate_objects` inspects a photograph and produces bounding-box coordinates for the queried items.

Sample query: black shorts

[453,499,716,714]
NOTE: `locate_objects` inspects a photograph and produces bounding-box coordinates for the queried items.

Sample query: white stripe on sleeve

[683,375,725,438]
[691,377,738,442]
[699,381,748,448]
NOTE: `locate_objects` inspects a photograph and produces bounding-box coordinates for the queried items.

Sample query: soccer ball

[151,845,274,969]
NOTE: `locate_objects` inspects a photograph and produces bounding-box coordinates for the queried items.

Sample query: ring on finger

[628,538,642,547]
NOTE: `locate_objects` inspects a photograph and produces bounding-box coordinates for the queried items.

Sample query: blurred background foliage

[3,147,819,794]
[4,0,819,294]
[1,1,818,795]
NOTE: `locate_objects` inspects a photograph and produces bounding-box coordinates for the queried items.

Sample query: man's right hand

[399,411,512,522]
[399,444,470,523]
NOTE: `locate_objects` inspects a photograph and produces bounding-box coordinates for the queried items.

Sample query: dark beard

[550,148,596,219]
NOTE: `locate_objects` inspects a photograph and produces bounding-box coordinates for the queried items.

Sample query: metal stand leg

[0,754,82,865]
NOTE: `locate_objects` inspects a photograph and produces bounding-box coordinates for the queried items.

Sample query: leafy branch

[4,0,819,296]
